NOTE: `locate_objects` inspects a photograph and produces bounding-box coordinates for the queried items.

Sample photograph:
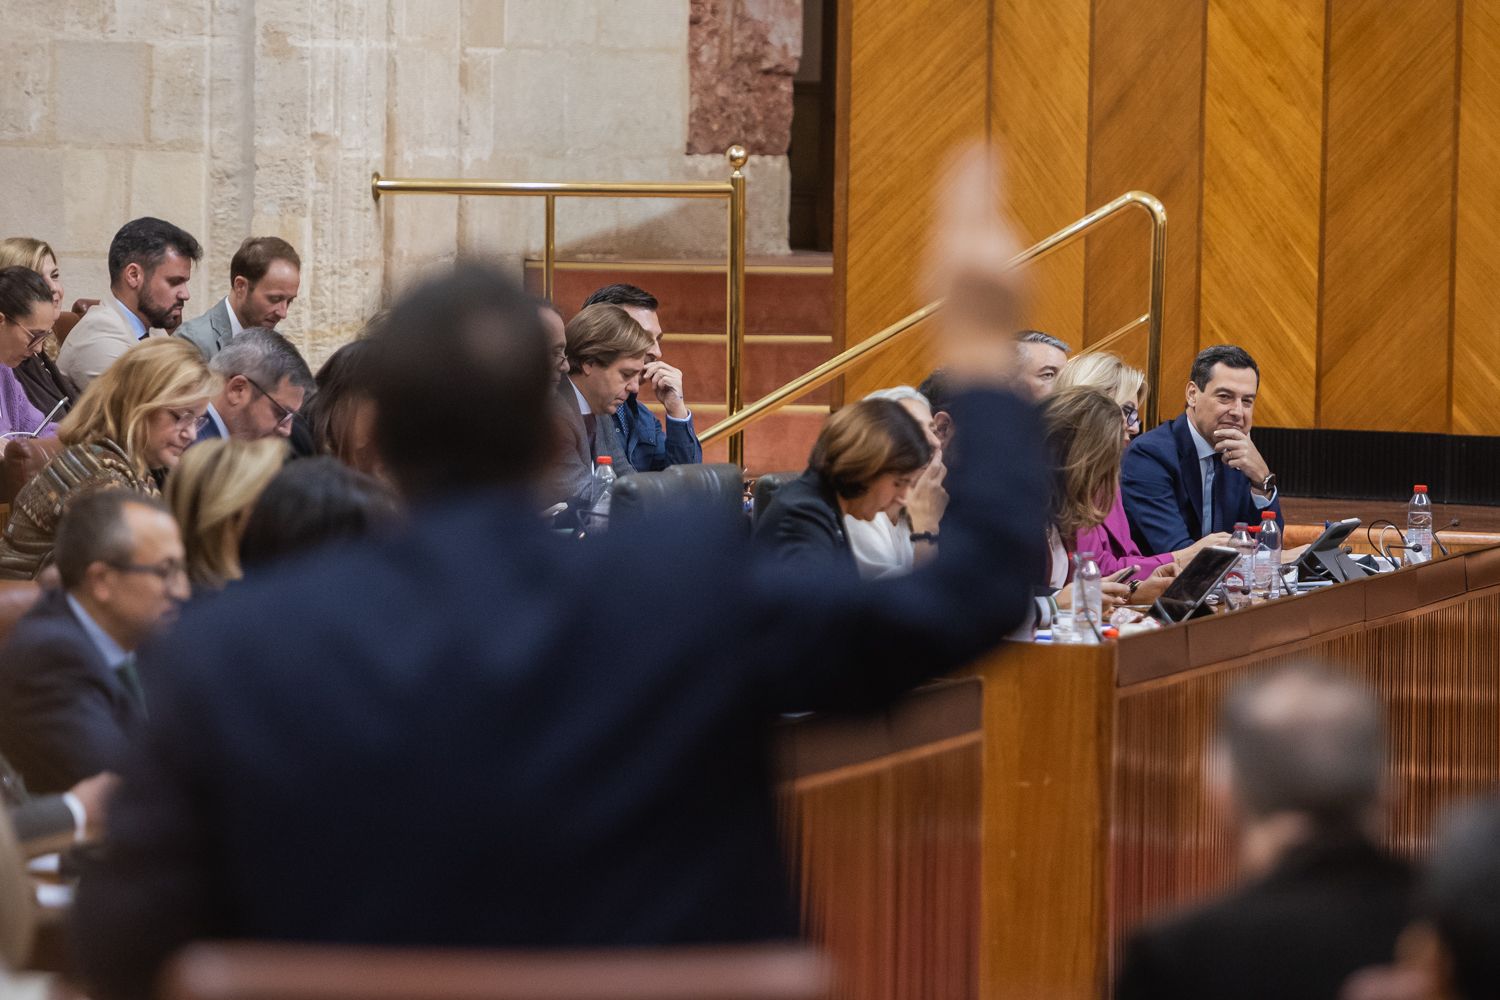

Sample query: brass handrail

[372,147,752,465]
[699,190,1167,449]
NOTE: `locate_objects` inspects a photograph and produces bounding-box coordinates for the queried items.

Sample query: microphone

[1434,517,1460,557]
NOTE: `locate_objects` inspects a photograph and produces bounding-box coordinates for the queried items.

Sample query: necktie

[116,654,147,717]
[1202,454,1220,534]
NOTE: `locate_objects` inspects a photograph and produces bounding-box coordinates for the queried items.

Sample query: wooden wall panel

[1451,2,1500,436]
[1319,0,1458,433]
[1199,0,1324,429]
[839,0,990,401]
[991,0,1091,350]
[1086,0,1207,422]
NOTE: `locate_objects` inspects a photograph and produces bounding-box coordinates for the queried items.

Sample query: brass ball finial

[727,144,748,171]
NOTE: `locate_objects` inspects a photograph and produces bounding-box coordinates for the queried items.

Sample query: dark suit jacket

[544,377,636,505]
[0,588,143,794]
[1115,835,1413,1000]
[71,390,1048,1000]
[1120,413,1284,556]
[613,392,701,471]
[752,469,857,576]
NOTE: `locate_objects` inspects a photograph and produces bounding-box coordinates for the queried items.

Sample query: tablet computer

[1296,517,1366,583]
[1150,545,1241,624]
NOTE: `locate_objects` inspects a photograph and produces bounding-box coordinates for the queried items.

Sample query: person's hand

[1281,543,1309,564]
[69,771,119,843]
[1212,427,1270,487]
[643,360,689,419]
[905,452,948,534]
[1130,574,1175,605]
[1100,581,1131,609]
[926,145,1026,389]
[1174,532,1232,570]
[1150,562,1178,578]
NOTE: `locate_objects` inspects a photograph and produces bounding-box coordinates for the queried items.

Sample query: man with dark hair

[1120,343,1282,555]
[197,328,314,443]
[918,368,957,450]
[177,236,303,360]
[1116,667,1412,1000]
[71,146,1050,1000]
[0,491,188,794]
[579,282,702,470]
[1015,329,1070,400]
[57,218,203,389]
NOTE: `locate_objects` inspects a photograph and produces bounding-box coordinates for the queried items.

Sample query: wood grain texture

[1319,0,1459,432]
[839,0,990,401]
[991,0,1092,350]
[1086,0,1207,420]
[1451,1,1500,435]
[1199,0,1324,428]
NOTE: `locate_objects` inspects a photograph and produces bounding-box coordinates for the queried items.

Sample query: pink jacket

[1075,490,1174,576]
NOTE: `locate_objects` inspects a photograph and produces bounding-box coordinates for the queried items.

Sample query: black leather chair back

[750,471,801,523]
[611,463,745,528]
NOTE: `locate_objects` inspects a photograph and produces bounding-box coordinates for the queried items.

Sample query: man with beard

[58,218,202,390]
[176,236,302,361]
[1121,344,1283,556]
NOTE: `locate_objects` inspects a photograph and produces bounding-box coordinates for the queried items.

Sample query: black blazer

[752,469,857,575]
[71,390,1048,1000]
[1115,835,1413,1000]
[0,588,143,794]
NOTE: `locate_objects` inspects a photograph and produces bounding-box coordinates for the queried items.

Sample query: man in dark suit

[195,328,314,445]
[1115,667,1413,1000]
[0,491,188,794]
[580,283,702,471]
[71,150,1046,1000]
[1121,344,1283,555]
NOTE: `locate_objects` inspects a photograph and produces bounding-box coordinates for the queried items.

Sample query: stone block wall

[2,0,797,367]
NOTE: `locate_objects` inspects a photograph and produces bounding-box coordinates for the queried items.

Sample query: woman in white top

[844,386,947,579]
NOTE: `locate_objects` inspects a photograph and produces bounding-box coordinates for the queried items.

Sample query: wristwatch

[1259,473,1277,494]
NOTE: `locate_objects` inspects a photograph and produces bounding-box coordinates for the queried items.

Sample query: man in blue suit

[72,151,1047,1000]
[580,283,702,470]
[194,328,313,445]
[1122,344,1282,556]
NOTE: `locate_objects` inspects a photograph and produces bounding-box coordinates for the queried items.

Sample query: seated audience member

[1016,329,1070,401]
[0,237,79,417]
[579,283,702,469]
[1056,352,1230,575]
[1122,344,1282,556]
[70,148,1048,1000]
[1115,667,1412,1000]
[238,457,398,570]
[0,491,189,793]
[755,398,934,574]
[0,338,216,580]
[302,336,387,481]
[844,386,947,579]
[0,267,62,438]
[545,303,653,505]
[537,299,568,386]
[166,438,286,591]
[1406,798,1500,1000]
[57,218,201,390]
[918,368,957,451]
[0,754,115,858]
[198,328,313,443]
[176,237,301,360]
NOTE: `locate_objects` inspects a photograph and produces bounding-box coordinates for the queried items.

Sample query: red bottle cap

[596,456,612,465]
[1414,484,1427,493]
[1248,525,1261,534]
[1262,511,1277,519]
[1102,627,1120,639]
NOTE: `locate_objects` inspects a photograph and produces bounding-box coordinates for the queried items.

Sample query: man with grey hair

[1016,329,1070,400]
[197,328,314,443]
[1115,666,1414,1000]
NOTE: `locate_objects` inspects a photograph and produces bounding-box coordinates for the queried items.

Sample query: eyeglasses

[108,558,188,583]
[8,318,51,350]
[1121,402,1141,431]
[167,408,211,433]
[242,375,297,429]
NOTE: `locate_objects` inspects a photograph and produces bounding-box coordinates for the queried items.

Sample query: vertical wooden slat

[1085,0,1208,421]
[1451,1,1500,436]
[1319,0,1458,433]
[991,0,1092,350]
[1199,0,1324,429]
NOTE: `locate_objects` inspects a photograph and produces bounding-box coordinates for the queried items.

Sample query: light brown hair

[1042,385,1124,536]
[564,303,653,374]
[230,236,301,285]
[808,398,933,499]
[166,437,287,590]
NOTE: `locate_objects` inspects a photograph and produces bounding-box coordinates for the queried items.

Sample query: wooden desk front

[778,545,1500,1000]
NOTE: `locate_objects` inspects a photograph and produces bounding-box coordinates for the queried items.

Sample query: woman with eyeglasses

[1055,352,1229,578]
[0,267,63,439]
[0,238,80,419]
[0,337,217,580]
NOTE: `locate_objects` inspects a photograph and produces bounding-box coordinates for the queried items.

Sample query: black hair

[1190,344,1259,391]
[0,266,53,321]
[107,217,203,284]
[303,337,376,468]
[917,369,955,415]
[1421,797,1500,1000]
[580,282,659,312]
[239,458,398,569]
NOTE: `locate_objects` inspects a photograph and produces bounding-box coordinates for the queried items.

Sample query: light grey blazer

[174,298,235,360]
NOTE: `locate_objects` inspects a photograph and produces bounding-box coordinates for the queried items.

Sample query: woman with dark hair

[754,398,934,573]
[0,267,62,439]
[301,335,388,482]
[238,457,399,570]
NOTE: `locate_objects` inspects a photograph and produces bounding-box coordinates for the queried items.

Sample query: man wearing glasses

[197,328,314,444]
[0,491,189,794]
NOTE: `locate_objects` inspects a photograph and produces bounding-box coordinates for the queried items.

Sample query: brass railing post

[1144,202,1167,428]
[726,145,749,468]
[543,194,557,303]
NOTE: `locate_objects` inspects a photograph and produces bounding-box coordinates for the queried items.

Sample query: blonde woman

[0,338,217,580]
[0,236,77,417]
[1056,352,1229,577]
[167,438,286,590]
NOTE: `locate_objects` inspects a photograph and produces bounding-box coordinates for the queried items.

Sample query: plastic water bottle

[1404,484,1432,565]
[587,455,616,531]
[1258,510,1281,598]
[1072,550,1104,640]
[1227,522,1254,609]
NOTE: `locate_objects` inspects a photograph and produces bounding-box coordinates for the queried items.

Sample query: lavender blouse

[0,365,59,438]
